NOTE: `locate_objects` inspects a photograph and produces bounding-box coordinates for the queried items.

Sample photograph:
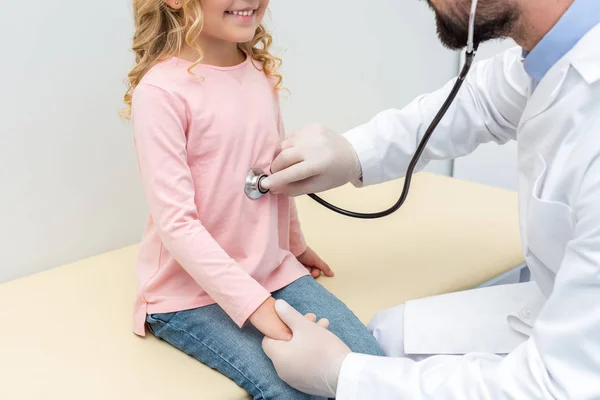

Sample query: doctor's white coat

[338,24,600,399]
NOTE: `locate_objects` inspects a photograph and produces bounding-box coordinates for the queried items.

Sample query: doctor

[261,0,600,398]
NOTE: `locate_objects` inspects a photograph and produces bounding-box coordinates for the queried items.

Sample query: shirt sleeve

[343,47,529,186]
[288,198,308,256]
[131,83,270,327]
[275,95,307,256]
[337,152,600,399]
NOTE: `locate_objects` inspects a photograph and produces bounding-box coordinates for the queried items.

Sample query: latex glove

[297,246,334,278]
[262,300,351,398]
[304,312,330,328]
[249,297,292,341]
[249,300,327,342]
[261,124,362,197]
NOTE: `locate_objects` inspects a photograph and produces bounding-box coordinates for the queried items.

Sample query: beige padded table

[0,173,523,400]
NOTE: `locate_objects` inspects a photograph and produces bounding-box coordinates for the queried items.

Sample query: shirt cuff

[289,223,308,256]
[232,287,272,328]
[336,353,370,400]
[343,126,383,187]
[290,240,308,257]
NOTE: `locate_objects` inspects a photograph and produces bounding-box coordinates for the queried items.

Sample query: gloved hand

[262,299,352,398]
[261,124,362,197]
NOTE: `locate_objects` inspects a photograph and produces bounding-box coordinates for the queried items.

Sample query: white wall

[268,1,459,176]
[0,2,146,283]
[452,39,519,191]
[0,1,458,283]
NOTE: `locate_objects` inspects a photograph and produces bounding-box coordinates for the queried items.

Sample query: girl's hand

[250,297,292,341]
[297,247,334,278]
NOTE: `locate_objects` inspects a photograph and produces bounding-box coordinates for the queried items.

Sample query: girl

[124,0,384,398]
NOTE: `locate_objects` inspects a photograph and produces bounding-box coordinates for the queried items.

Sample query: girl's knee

[345,329,385,357]
[327,315,385,357]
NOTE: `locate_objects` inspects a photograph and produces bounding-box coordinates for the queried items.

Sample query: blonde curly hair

[121,0,283,118]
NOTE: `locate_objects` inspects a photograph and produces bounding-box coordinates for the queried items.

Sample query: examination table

[0,173,524,399]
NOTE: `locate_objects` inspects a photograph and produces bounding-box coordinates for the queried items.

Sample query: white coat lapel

[569,24,600,85]
[520,61,571,124]
[522,23,600,123]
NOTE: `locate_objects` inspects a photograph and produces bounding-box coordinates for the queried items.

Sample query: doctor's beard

[425,0,519,50]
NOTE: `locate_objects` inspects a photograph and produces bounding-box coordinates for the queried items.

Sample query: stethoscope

[245,0,480,219]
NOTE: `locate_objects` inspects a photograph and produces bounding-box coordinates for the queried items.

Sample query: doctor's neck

[511,0,574,52]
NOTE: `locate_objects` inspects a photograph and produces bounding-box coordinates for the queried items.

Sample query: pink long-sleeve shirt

[130,56,309,336]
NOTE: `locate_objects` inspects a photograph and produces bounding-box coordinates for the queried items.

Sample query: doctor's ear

[164,0,183,10]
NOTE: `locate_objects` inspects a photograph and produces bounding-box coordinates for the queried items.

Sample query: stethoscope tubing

[306,0,480,219]
[247,0,480,218]
[306,47,479,219]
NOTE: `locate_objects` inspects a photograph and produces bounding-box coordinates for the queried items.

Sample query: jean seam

[160,320,266,398]
[148,311,176,324]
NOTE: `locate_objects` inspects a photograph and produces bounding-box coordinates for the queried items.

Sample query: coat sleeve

[336,151,600,400]
[343,47,530,186]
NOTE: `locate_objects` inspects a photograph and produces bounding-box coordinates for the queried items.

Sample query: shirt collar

[523,0,600,83]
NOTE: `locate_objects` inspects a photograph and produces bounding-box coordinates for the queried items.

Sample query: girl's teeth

[230,10,254,16]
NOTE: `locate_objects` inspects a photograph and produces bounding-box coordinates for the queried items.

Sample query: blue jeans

[146,276,384,399]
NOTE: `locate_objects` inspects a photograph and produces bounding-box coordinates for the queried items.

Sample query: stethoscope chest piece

[245,168,270,200]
